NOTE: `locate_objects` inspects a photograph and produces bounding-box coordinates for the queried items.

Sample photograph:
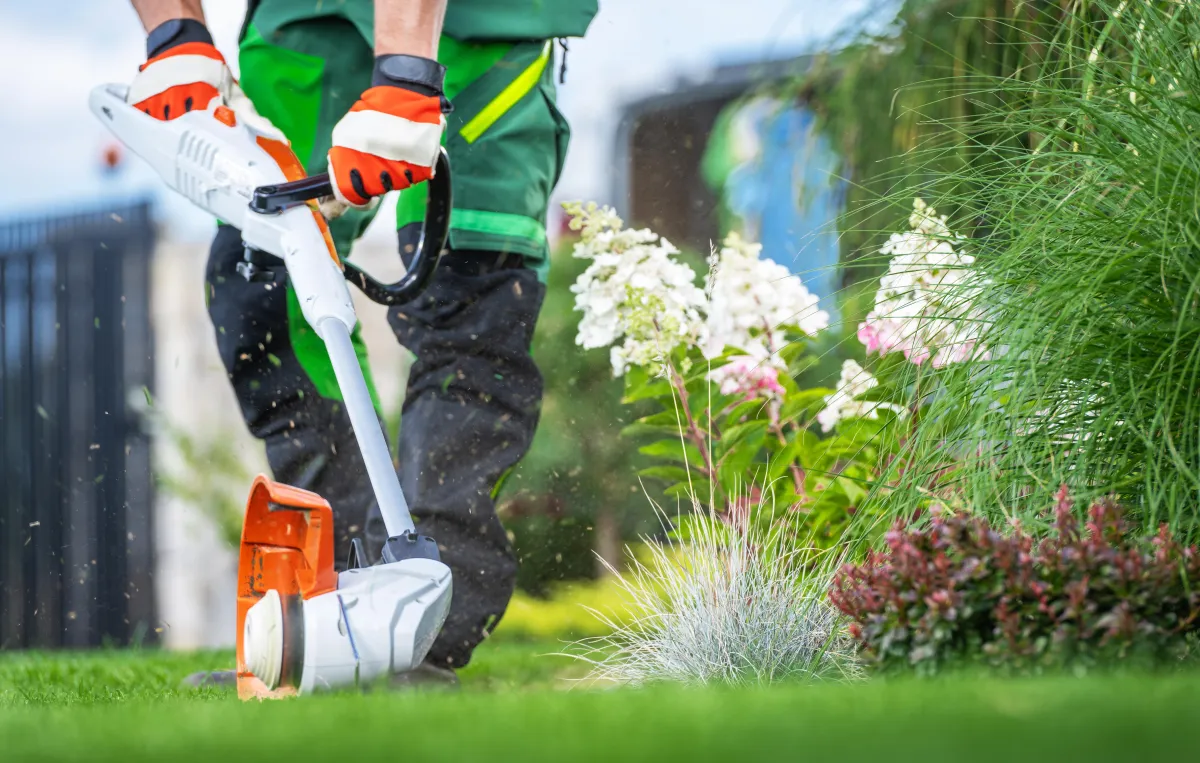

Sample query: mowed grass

[0,637,583,707]
[1,640,1199,762]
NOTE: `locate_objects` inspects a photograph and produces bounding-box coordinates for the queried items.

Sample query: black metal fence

[0,202,156,649]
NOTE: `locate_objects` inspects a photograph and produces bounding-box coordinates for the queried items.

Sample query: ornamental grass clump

[572,507,860,686]
[830,487,1200,676]
[868,0,1200,535]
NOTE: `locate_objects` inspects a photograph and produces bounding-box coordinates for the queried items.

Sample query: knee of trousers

[386,251,547,358]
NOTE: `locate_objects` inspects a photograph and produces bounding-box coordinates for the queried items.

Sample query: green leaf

[814,438,877,465]
[768,422,816,453]
[832,416,889,445]
[638,465,692,483]
[836,475,868,505]
[682,380,734,418]
[638,439,707,469]
[808,480,850,514]
[777,339,810,365]
[622,376,672,404]
[620,409,687,438]
[684,359,725,384]
[623,363,648,392]
[666,479,714,501]
[767,429,818,481]
[789,354,819,377]
[781,388,832,422]
[721,419,768,448]
[723,398,770,424]
[621,421,682,438]
[670,514,731,543]
[717,428,766,494]
[762,484,804,513]
[768,444,802,482]
[641,410,686,427]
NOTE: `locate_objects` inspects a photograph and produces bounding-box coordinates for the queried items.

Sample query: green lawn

[1,639,1198,762]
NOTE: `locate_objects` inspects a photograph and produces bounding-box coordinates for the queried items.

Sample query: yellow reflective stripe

[459,41,552,144]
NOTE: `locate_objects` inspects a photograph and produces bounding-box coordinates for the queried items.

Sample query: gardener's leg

[378,39,569,668]
[209,11,382,568]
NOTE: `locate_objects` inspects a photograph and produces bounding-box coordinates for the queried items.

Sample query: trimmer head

[235,477,453,699]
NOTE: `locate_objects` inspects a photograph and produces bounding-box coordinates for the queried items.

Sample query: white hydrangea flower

[566,205,831,380]
[857,199,989,368]
[566,202,706,376]
[817,359,908,433]
[704,232,829,360]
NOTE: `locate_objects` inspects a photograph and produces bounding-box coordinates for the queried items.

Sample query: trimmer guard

[235,476,337,700]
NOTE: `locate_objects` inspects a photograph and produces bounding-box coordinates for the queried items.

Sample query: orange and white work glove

[127,19,280,137]
[327,54,450,208]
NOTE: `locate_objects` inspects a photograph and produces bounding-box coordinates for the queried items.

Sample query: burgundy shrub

[829,486,1200,674]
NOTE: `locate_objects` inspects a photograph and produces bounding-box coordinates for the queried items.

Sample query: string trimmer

[89,84,453,699]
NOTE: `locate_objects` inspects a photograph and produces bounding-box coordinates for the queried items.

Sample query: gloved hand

[127,18,280,137]
[327,54,449,208]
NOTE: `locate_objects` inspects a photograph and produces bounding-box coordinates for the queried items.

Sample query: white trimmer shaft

[88,84,417,540]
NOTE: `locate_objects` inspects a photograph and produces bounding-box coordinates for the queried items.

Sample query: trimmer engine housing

[236,477,451,699]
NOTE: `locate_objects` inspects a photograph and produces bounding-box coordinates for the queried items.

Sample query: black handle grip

[250,174,334,214]
[249,149,451,307]
[343,150,451,306]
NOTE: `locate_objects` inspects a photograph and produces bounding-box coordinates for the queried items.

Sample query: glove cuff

[372,55,447,98]
[147,18,214,58]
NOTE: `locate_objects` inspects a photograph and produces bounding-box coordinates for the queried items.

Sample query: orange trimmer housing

[235,475,337,700]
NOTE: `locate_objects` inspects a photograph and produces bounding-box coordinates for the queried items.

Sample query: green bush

[505,512,596,597]
[499,237,652,592]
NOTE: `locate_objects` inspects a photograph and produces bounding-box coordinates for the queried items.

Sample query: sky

[0,0,874,244]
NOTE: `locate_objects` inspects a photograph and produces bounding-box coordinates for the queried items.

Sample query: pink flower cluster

[856,318,906,358]
[857,319,983,369]
[710,355,785,401]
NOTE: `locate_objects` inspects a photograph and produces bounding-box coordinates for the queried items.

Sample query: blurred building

[615,55,844,309]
